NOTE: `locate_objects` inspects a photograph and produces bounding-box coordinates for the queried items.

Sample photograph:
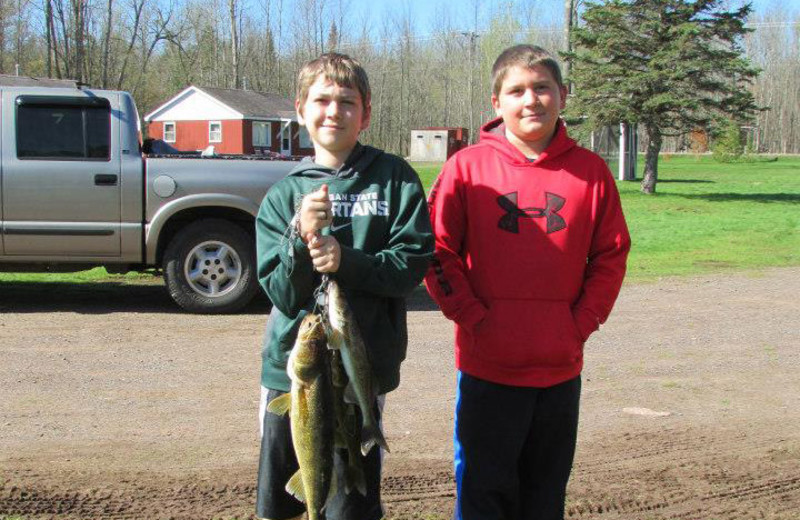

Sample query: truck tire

[163,219,259,313]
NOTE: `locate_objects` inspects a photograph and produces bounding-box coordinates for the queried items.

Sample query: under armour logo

[497,192,566,234]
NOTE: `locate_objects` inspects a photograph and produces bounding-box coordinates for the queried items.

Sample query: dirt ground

[1,268,798,520]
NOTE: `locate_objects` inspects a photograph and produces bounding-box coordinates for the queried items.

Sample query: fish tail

[360,423,390,456]
[347,463,367,497]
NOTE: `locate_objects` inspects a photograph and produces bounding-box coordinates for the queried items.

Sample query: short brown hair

[491,45,564,96]
[296,52,371,107]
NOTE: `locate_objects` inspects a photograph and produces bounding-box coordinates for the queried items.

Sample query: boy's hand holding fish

[299,184,341,273]
[299,184,333,239]
[308,234,340,273]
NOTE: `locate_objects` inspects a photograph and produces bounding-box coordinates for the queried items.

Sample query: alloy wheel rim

[183,240,242,298]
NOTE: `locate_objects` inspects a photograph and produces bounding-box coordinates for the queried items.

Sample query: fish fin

[326,470,338,505]
[326,329,343,350]
[353,468,367,497]
[321,470,338,514]
[360,423,390,456]
[285,469,306,503]
[266,393,291,416]
[343,382,357,405]
[347,456,367,497]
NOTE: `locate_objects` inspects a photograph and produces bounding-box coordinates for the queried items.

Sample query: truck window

[16,96,111,161]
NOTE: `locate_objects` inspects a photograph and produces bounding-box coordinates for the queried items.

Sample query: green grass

[0,267,158,284]
[412,154,800,282]
[1,155,797,285]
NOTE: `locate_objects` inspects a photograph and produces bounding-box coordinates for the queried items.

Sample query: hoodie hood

[288,142,384,180]
[479,117,576,167]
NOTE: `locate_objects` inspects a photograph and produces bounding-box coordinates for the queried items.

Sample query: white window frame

[209,121,222,143]
[298,125,312,149]
[252,121,272,147]
[163,121,176,143]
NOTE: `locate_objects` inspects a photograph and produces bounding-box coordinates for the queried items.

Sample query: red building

[144,86,313,156]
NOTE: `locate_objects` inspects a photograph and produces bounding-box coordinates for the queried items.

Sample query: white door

[279,120,292,155]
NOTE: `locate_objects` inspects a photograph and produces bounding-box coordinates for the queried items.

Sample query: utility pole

[462,31,480,143]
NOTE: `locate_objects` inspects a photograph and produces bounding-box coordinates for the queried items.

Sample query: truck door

[1,91,121,257]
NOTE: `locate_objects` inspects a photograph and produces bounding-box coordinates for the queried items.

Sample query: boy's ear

[295,98,305,126]
[360,102,372,132]
[491,94,502,117]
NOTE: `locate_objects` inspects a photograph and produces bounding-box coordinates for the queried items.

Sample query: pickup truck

[0,80,298,313]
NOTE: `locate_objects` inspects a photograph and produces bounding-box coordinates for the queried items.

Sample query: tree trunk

[0,0,7,74]
[15,0,22,74]
[102,0,113,87]
[45,0,53,76]
[115,0,144,89]
[54,0,71,78]
[641,124,662,194]
[229,0,240,89]
[564,0,574,85]
[101,0,114,88]
[72,0,85,83]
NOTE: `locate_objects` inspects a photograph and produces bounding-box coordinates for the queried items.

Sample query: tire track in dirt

[5,425,797,520]
[0,477,258,520]
[563,424,800,520]
[382,469,455,502]
[2,438,798,520]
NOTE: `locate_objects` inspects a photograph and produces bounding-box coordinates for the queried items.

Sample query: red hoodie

[424,118,631,387]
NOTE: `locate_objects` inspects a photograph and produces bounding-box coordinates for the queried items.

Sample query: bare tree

[101,0,112,86]
[70,0,87,82]
[1,0,795,155]
[228,0,240,88]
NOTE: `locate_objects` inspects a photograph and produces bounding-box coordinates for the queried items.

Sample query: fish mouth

[298,315,325,339]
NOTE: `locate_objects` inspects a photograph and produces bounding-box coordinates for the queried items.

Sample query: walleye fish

[325,278,390,456]
[330,348,367,496]
[267,313,335,520]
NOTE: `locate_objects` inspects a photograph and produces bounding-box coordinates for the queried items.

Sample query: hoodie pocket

[472,299,583,370]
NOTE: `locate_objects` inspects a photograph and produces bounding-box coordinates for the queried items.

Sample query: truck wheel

[163,219,259,313]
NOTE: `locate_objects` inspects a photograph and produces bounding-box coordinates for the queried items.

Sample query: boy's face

[296,76,371,158]
[492,64,567,155]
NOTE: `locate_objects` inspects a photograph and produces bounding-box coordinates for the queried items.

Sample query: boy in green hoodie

[254,52,434,520]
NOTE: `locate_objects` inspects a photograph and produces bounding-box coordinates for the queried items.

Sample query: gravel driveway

[1,268,798,519]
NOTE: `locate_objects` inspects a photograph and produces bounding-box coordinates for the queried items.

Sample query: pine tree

[326,21,339,52]
[565,0,760,194]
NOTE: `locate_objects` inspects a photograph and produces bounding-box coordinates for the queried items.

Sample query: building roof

[0,74,81,88]
[198,87,295,119]
[144,85,296,122]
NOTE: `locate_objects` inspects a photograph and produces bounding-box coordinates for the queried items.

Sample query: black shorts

[256,388,385,520]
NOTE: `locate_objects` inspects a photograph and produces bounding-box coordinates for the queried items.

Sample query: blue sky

[333,0,797,36]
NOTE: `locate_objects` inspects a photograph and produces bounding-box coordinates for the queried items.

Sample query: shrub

[711,120,744,163]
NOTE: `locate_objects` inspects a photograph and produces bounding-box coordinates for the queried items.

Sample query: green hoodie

[256,143,434,393]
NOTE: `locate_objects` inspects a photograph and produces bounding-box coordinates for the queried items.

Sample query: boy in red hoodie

[425,45,631,520]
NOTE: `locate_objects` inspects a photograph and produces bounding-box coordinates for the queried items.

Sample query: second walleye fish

[326,278,390,456]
